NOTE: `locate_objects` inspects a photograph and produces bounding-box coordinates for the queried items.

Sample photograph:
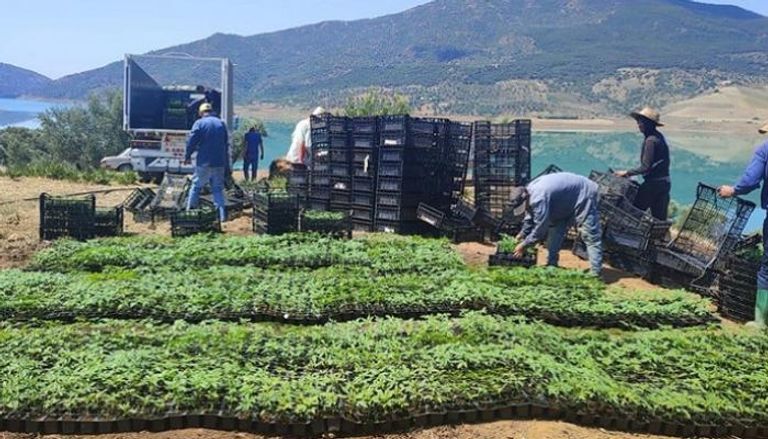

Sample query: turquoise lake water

[2,98,762,230]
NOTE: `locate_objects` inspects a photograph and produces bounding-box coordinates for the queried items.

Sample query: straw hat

[759,121,768,135]
[630,107,664,127]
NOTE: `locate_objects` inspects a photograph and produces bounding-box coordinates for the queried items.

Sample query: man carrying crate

[513,172,603,276]
[184,102,229,222]
[719,121,768,329]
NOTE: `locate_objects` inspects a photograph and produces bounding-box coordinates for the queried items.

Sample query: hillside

[36,0,768,116]
[0,63,51,98]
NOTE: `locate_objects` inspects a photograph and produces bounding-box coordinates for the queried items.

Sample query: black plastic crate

[94,206,124,238]
[150,174,190,211]
[351,206,374,222]
[300,210,351,238]
[489,252,537,269]
[351,192,375,207]
[352,163,376,178]
[379,115,408,133]
[601,196,672,252]
[352,177,376,193]
[352,219,373,232]
[200,196,244,222]
[251,192,301,211]
[310,131,349,148]
[379,148,405,163]
[351,117,378,134]
[330,190,351,205]
[655,183,755,276]
[375,206,418,222]
[378,162,404,178]
[310,114,348,133]
[313,148,349,164]
[330,177,352,192]
[39,193,96,241]
[377,177,402,193]
[307,197,330,211]
[351,135,377,149]
[589,171,640,203]
[416,203,446,229]
[330,163,351,177]
[123,188,156,213]
[352,149,376,164]
[312,161,331,174]
[171,208,221,238]
[311,173,332,188]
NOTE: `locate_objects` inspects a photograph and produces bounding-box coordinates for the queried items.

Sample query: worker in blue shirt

[719,121,768,329]
[243,127,264,181]
[513,172,603,276]
[184,102,230,222]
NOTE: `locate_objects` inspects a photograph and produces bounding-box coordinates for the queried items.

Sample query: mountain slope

[0,64,52,98]
[37,0,768,116]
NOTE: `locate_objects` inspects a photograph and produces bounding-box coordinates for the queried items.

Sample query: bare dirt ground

[0,421,676,439]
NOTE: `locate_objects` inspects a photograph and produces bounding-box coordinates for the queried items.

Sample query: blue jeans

[243,159,258,181]
[759,215,768,289]
[547,194,603,275]
[187,166,226,222]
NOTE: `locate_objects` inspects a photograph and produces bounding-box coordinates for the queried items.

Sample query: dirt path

[0,421,675,439]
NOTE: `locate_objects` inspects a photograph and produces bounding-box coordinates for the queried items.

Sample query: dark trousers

[243,159,258,181]
[759,216,768,290]
[634,179,671,221]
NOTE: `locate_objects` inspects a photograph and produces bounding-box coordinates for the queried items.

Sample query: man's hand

[614,170,629,178]
[513,243,527,259]
[718,185,736,198]
[260,155,264,160]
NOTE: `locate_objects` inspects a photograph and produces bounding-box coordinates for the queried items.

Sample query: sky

[1,0,766,79]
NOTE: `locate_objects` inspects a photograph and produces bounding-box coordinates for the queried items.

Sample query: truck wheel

[138,172,152,183]
[117,164,133,172]
[153,173,165,184]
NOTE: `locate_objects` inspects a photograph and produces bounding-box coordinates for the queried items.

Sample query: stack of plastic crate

[251,192,301,235]
[308,115,350,212]
[444,121,472,208]
[473,120,532,223]
[39,194,97,241]
[374,116,444,234]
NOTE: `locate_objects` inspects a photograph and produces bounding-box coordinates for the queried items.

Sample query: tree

[0,127,45,169]
[38,90,130,170]
[231,117,269,162]
[344,89,411,117]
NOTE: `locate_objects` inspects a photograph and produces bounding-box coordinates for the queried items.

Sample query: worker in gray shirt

[512,172,603,275]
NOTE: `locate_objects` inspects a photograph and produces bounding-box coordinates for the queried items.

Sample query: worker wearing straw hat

[719,121,768,329]
[614,107,671,220]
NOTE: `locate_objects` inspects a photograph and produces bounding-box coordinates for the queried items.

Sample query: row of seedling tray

[2,402,763,438]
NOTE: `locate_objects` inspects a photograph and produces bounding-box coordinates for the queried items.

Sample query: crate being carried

[601,195,673,251]
[654,183,755,277]
[39,193,96,241]
[170,208,221,238]
[589,170,640,202]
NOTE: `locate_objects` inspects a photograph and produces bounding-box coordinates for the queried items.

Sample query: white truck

[122,53,234,183]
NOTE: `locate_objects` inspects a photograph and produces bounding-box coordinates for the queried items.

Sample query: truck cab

[123,54,233,182]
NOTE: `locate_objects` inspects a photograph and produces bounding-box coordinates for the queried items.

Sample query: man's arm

[734,145,768,196]
[521,200,550,247]
[626,137,657,177]
[185,121,202,162]
[259,135,264,160]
